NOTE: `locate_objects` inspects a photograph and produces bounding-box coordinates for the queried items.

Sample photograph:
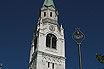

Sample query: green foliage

[96,53,104,63]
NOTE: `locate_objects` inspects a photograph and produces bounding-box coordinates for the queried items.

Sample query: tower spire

[43,0,55,7]
[29,1,66,69]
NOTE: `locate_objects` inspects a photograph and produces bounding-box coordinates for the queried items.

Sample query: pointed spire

[43,0,55,7]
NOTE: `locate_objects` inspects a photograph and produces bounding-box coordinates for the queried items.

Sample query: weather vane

[72,28,85,69]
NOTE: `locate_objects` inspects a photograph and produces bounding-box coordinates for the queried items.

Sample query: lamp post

[72,28,85,69]
[0,64,2,69]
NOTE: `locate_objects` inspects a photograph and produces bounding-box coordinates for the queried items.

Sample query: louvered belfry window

[46,34,57,49]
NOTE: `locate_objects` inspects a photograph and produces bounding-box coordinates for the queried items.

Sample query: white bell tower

[29,0,66,69]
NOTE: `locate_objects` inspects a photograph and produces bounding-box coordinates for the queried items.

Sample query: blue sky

[0,0,104,69]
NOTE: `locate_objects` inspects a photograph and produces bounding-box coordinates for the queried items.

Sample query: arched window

[52,63,54,69]
[46,34,57,49]
[50,12,52,17]
[44,12,46,17]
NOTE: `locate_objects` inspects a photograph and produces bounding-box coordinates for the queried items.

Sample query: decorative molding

[42,53,65,64]
[41,8,55,12]
[45,31,58,38]
[37,51,65,64]
[58,38,64,41]
[40,28,47,31]
[39,32,46,35]
[38,51,65,59]
[41,6,55,12]
[42,18,58,25]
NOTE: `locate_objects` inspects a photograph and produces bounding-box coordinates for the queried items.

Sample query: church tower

[29,0,65,69]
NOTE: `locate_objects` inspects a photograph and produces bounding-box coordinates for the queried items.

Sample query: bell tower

[29,0,66,69]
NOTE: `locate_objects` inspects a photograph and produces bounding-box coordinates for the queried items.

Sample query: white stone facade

[29,1,66,69]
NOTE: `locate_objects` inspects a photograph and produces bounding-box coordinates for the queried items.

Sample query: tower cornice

[42,18,58,25]
[37,51,66,59]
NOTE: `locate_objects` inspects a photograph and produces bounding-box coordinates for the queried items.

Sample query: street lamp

[72,28,85,69]
[0,64,2,69]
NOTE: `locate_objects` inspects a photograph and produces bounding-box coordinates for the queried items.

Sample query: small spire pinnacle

[43,0,55,7]
[61,24,63,29]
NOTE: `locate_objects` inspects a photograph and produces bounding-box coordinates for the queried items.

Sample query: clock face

[49,25,55,31]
